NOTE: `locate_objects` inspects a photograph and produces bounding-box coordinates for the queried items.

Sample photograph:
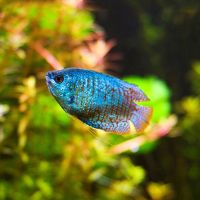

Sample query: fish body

[46,68,152,133]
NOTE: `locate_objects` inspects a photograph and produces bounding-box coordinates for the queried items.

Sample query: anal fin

[90,120,130,134]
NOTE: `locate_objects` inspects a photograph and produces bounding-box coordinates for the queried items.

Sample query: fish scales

[97,78,119,125]
[85,78,93,114]
[46,68,153,133]
[85,77,95,115]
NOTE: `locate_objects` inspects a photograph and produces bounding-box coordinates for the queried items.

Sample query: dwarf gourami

[46,68,152,133]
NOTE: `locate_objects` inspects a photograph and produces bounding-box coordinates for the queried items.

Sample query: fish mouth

[45,73,54,91]
[46,71,53,84]
[46,76,51,86]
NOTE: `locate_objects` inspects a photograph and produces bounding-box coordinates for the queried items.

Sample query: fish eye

[54,75,64,83]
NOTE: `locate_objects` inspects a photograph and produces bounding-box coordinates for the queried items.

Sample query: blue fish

[46,68,152,133]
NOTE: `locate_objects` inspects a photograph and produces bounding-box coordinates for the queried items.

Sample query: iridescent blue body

[46,68,152,133]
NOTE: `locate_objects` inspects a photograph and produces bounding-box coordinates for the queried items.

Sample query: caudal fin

[130,105,153,132]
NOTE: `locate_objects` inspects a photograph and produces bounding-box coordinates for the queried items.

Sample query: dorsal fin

[122,82,149,102]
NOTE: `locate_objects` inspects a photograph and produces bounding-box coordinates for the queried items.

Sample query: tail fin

[130,105,153,133]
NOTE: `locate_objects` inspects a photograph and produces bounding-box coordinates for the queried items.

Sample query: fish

[46,68,153,134]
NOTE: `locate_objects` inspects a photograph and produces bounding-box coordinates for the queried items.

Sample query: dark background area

[92,0,200,100]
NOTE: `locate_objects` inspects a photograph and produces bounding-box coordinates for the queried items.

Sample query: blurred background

[0,0,200,199]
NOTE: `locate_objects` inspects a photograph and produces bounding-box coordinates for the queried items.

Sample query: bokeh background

[0,0,200,199]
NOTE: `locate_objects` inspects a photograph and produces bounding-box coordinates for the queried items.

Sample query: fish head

[46,69,72,102]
